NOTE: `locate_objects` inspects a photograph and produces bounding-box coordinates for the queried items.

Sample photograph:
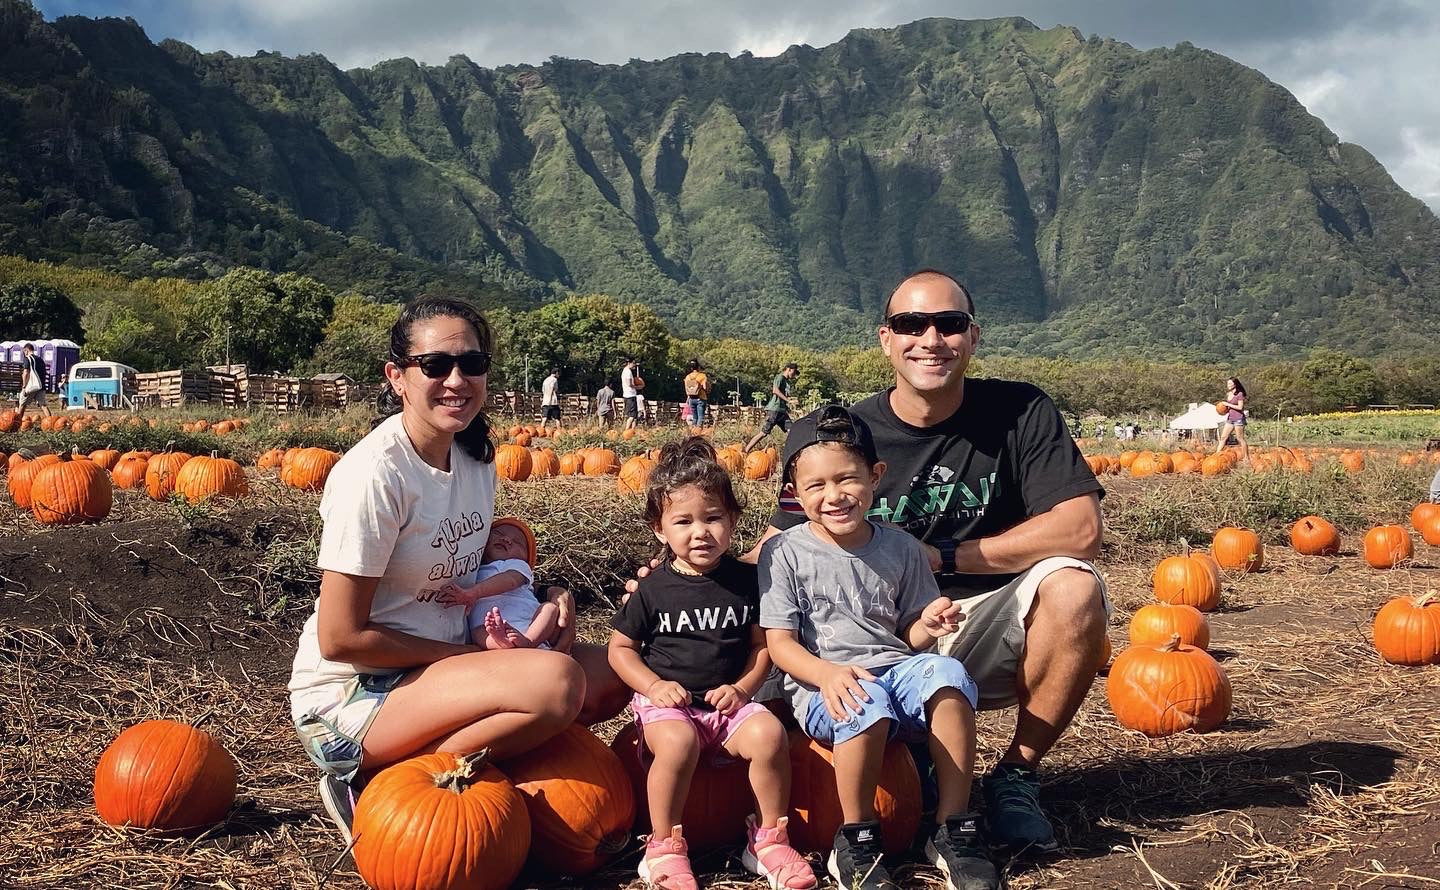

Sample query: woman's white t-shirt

[288,414,498,720]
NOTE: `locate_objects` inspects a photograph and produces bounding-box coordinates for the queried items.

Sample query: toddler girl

[609,438,815,890]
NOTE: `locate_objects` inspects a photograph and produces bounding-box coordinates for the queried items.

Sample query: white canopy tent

[1170,402,1227,432]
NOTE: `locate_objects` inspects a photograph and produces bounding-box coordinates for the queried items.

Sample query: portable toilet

[39,338,81,392]
[64,360,138,409]
[1,341,20,363]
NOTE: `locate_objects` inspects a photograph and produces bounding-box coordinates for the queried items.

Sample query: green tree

[81,305,172,370]
[186,268,335,372]
[506,295,672,397]
[297,294,400,382]
[1297,349,1383,412]
[0,280,84,342]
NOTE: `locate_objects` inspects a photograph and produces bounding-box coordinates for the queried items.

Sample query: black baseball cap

[781,405,880,483]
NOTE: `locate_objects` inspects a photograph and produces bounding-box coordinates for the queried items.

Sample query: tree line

[2,257,1437,418]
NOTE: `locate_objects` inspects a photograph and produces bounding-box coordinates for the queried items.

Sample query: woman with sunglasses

[288,296,626,843]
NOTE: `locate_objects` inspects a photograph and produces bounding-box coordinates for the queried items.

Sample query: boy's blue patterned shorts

[803,653,978,746]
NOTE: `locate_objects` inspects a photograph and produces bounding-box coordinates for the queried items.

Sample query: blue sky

[32,0,1440,211]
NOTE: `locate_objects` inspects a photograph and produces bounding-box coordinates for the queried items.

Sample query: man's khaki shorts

[935,557,1111,710]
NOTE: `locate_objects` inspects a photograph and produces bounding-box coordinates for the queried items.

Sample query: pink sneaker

[742,815,817,889]
[639,825,699,890]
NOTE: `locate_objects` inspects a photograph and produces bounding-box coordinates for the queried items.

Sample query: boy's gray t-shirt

[758,522,941,722]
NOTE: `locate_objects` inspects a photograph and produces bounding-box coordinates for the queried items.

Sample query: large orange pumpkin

[145,448,194,501]
[530,448,560,478]
[617,456,656,495]
[256,447,287,470]
[715,448,744,475]
[743,450,777,481]
[497,724,635,876]
[610,722,751,852]
[1421,514,1440,547]
[0,408,18,433]
[787,731,920,856]
[1362,525,1413,569]
[352,751,530,890]
[1290,516,1340,556]
[30,454,113,524]
[582,448,620,477]
[7,452,61,508]
[1106,635,1232,737]
[1339,452,1366,473]
[93,719,237,832]
[557,451,584,476]
[1151,552,1222,611]
[1372,591,1440,665]
[1211,527,1263,573]
[495,444,533,482]
[174,453,250,503]
[112,455,150,490]
[1411,503,1440,533]
[1128,602,1211,650]
[281,447,341,491]
[89,447,122,471]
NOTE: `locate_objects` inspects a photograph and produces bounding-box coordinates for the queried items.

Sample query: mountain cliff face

[2,1,1437,356]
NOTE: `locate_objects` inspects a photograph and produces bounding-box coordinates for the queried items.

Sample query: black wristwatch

[937,539,957,575]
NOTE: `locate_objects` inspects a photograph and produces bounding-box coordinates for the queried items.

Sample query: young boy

[759,406,999,890]
[449,518,561,650]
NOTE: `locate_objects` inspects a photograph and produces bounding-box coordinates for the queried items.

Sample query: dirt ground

[2,476,1439,889]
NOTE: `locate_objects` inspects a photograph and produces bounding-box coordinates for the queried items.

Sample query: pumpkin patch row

[1085,445,1440,478]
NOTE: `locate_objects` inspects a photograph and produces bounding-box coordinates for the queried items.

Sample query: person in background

[684,359,711,429]
[1429,465,1439,503]
[17,342,50,419]
[744,363,799,454]
[621,358,641,431]
[1215,377,1250,463]
[597,380,616,427]
[541,367,562,436]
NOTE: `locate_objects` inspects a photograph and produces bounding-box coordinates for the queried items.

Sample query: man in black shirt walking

[754,269,1108,857]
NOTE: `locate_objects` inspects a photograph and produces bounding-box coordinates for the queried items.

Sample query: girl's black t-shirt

[610,555,758,694]
[771,379,1104,599]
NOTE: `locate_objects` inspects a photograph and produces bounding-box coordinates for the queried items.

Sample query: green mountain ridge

[1,1,1437,357]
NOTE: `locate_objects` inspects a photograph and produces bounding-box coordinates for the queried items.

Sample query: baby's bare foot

[483,608,517,650]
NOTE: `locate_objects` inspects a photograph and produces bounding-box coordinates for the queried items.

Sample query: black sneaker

[318,774,357,844]
[827,821,899,890]
[926,814,1000,890]
[982,764,1057,853]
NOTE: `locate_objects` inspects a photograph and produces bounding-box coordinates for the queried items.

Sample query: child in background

[454,518,561,650]
[759,406,999,890]
[609,437,815,890]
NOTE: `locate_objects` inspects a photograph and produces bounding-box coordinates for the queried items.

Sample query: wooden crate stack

[0,361,21,394]
[247,375,298,413]
[135,370,226,407]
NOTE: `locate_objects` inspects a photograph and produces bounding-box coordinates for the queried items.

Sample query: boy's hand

[645,679,689,709]
[918,597,965,638]
[819,664,876,721]
[704,684,750,715]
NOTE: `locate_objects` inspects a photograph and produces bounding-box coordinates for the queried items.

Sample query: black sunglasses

[395,351,492,378]
[884,310,975,337]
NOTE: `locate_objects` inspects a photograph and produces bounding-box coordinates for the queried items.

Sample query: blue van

[64,360,138,409]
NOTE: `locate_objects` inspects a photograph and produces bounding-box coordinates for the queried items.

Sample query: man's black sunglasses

[883,310,975,337]
[395,351,492,378]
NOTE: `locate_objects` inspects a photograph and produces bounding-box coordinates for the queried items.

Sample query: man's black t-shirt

[771,379,1104,599]
[609,555,758,694]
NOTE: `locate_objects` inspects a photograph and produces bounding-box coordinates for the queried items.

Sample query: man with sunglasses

[758,269,1108,859]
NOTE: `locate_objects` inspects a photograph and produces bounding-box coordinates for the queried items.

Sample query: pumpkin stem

[1159,633,1182,653]
[434,748,492,792]
[1180,537,1191,556]
[1418,590,1440,608]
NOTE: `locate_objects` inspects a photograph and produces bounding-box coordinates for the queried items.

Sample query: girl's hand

[819,664,876,721]
[919,597,964,638]
[646,678,689,709]
[705,684,750,715]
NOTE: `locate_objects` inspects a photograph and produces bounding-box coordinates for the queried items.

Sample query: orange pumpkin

[611,723,751,852]
[1151,552,1222,611]
[93,719,237,832]
[146,449,194,501]
[617,456,656,495]
[1214,401,1228,415]
[496,444,534,482]
[1421,514,1440,547]
[0,408,18,433]
[1362,525,1413,569]
[1339,452,1365,473]
[1290,516,1340,556]
[88,447,121,471]
[1211,527,1263,573]
[557,451,584,476]
[497,725,634,876]
[8,452,63,509]
[255,447,287,470]
[1412,503,1440,533]
[786,731,920,856]
[111,455,150,490]
[281,447,341,491]
[1084,455,1110,475]
[530,448,559,478]
[716,448,744,475]
[352,751,530,890]
[1372,591,1440,665]
[1106,635,1232,737]
[743,450,777,481]
[174,453,249,503]
[1199,454,1231,476]
[1128,602,1210,650]
[30,454,113,524]
[582,449,620,477]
